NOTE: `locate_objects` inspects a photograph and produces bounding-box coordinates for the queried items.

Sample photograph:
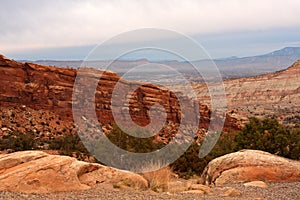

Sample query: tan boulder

[189,184,213,194]
[244,181,268,188]
[223,188,242,197]
[0,151,148,193]
[200,150,300,186]
[168,181,187,193]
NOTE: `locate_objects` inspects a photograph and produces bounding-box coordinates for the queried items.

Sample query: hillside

[190,60,300,125]
[0,55,300,199]
[0,54,239,147]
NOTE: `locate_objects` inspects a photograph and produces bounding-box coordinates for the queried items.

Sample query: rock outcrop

[0,151,148,193]
[244,181,268,188]
[191,60,300,125]
[0,54,240,142]
[200,150,300,186]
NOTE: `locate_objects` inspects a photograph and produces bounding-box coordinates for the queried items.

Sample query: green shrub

[0,131,36,151]
[290,128,300,160]
[90,123,165,169]
[106,123,161,153]
[171,132,235,178]
[171,117,300,178]
[234,117,300,159]
[49,133,90,157]
[2,118,298,177]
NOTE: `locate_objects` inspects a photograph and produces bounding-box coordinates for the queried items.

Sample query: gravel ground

[0,182,299,200]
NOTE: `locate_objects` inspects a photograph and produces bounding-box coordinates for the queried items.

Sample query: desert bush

[49,133,90,158]
[289,127,300,160]
[106,123,161,153]
[171,117,300,178]
[141,162,173,192]
[234,117,300,159]
[90,123,165,169]
[0,131,36,151]
[171,132,235,178]
[91,123,235,178]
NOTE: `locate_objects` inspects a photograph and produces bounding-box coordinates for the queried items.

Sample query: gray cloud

[1,0,300,53]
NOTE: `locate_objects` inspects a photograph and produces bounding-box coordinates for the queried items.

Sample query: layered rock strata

[0,55,240,141]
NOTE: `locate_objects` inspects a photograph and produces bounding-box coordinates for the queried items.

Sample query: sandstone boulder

[222,188,242,197]
[168,181,187,193]
[244,181,268,188]
[0,151,148,193]
[200,150,300,186]
[189,184,213,194]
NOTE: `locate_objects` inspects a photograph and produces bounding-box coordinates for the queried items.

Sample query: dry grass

[141,162,174,193]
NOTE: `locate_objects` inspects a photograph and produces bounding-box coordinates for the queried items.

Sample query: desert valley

[1,1,300,199]
[0,52,299,199]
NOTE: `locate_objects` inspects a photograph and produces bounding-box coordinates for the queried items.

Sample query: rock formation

[0,151,148,193]
[200,149,300,186]
[0,54,240,142]
[190,60,300,125]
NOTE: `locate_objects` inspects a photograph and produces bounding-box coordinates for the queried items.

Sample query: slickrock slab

[0,151,148,193]
[200,149,300,186]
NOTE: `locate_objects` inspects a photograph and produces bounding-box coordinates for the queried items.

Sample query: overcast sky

[1,0,300,60]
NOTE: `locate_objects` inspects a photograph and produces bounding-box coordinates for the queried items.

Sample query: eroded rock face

[200,150,300,186]
[0,55,196,125]
[190,60,300,125]
[0,54,240,141]
[0,151,148,193]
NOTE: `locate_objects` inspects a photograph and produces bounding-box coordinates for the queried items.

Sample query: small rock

[244,181,268,188]
[185,179,198,189]
[223,188,242,197]
[168,181,187,193]
[189,184,213,194]
[182,190,205,195]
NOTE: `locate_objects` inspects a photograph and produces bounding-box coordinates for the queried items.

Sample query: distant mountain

[27,47,300,81]
[209,47,300,78]
[265,47,300,56]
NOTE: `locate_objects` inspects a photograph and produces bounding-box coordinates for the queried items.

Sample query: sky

[1,0,300,60]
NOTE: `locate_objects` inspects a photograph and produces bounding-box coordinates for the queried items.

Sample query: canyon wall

[0,55,239,141]
[191,60,300,125]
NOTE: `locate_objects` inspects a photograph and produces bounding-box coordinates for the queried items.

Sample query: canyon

[0,54,239,145]
[1,53,299,143]
[187,60,300,126]
[0,54,300,198]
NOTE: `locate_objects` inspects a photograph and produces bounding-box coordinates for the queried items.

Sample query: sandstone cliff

[0,54,240,143]
[190,60,300,125]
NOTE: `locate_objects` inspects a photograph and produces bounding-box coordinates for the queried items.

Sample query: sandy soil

[0,182,299,200]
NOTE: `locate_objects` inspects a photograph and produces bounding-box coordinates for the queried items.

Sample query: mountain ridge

[26,47,300,81]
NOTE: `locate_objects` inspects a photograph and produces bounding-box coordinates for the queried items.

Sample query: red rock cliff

[0,55,239,137]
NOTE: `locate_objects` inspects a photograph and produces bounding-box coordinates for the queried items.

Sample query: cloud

[1,0,300,53]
